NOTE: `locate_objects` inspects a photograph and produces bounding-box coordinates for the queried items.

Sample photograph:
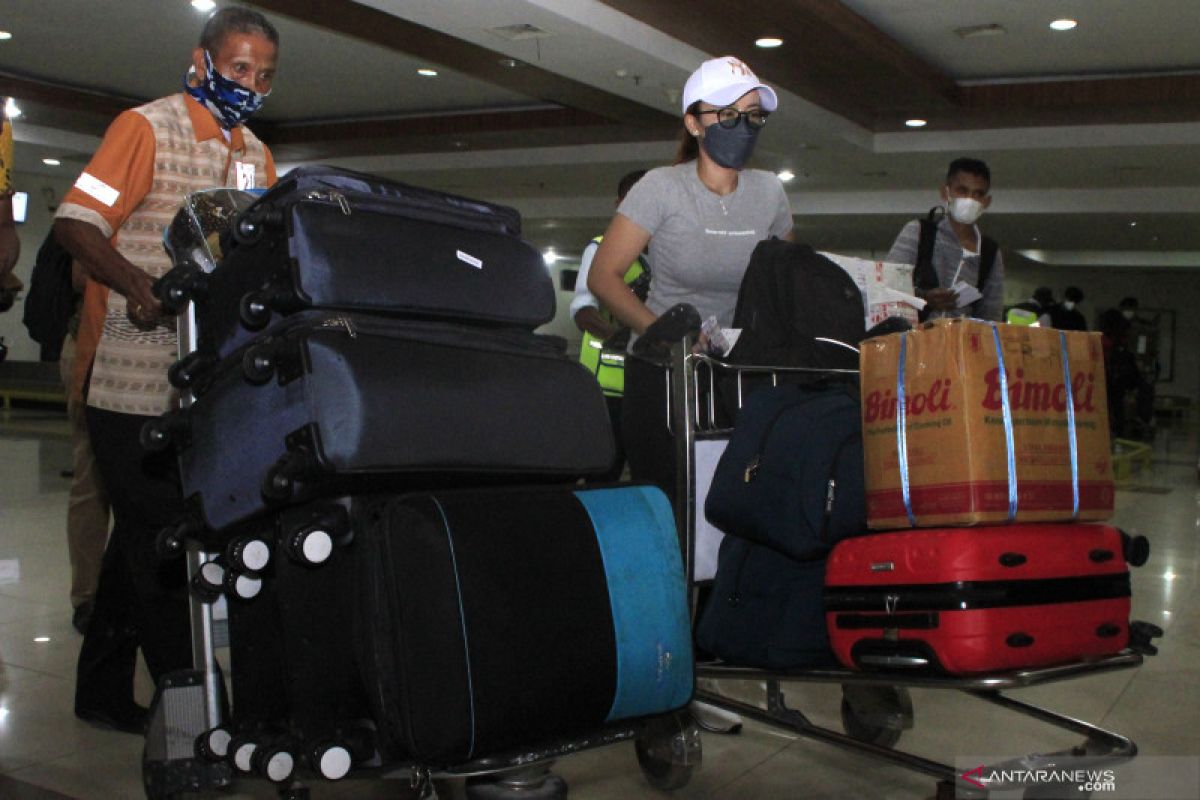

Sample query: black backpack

[705,381,867,562]
[914,209,997,320]
[726,239,866,371]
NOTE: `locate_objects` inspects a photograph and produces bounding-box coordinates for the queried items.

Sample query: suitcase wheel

[231,212,266,246]
[154,261,208,315]
[227,536,272,574]
[140,410,189,453]
[242,343,277,385]
[262,451,313,503]
[227,734,261,774]
[168,351,216,390]
[1121,531,1151,567]
[155,520,196,561]
[250,739,297,784]
[224,568,263,601]
[239,291,274,331]
[308,741,352,781]
[195,726,233,761]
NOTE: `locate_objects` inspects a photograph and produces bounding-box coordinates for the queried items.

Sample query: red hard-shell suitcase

[823,524,1134,674]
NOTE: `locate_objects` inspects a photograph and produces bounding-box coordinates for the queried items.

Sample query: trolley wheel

[635,710,701,791]
[465,770,567,800]
[239,291,273,331]
[840,684,912,749]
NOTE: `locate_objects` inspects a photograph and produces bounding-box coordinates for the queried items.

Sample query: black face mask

[699,119,760,169]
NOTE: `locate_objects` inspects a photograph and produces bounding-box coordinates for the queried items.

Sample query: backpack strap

[914,211,939,291]
[978,235,997,290]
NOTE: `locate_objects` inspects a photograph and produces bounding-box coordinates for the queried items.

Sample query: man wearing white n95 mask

[886,158,1004,321]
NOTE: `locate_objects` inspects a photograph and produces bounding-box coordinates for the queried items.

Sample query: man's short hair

[200,6,280,52]
[1118,296,1138,310]
[946,158,991,188]
[617,170,647,202]
[1064,286,1084,302]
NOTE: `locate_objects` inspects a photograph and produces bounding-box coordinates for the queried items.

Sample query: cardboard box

[820,252,923,330]
[860,319,1114,529]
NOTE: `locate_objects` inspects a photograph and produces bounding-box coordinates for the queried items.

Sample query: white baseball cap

[681,56,778,115]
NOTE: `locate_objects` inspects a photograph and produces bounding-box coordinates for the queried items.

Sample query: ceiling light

[34,636,50,643]
[191,0,217,12]
[755,38,783,49]
[42,158,61,166]
[417,68,438,77]
[0,30,13,41]
[498,58,523,68]
[543,248,559,265]
[905,118,927,128]
[1129,221,1138,227]
[3,98,19,119]
[777,169,795,182]
[1049,19,1077,31]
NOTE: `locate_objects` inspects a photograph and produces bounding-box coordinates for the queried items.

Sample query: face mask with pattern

[184,50,268,129]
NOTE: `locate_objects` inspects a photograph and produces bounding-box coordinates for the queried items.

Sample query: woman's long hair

[674,101,702,164]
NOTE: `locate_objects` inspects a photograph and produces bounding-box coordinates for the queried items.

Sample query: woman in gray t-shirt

[587,55,793,499]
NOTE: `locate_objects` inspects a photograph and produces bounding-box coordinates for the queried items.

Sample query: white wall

[0,170,76,362]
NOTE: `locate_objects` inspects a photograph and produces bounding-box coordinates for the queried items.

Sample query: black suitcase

[147,311,614,533]
[157,165,556,367]
[351,485,694,764]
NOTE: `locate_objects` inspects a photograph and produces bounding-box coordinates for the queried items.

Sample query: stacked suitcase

[144,169,694,787]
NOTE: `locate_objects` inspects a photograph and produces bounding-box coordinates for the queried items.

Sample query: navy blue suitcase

[146,311,614,533]
[156,165,555,368]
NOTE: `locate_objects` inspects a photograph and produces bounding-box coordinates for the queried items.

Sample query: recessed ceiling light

[417,68,438,77]
[4,98,20,118]
[1129,221,1138,227]
[0,30,13,41]
[777,169,795,182]
[905,118,927,128]
[1049,19,1077,31]
[755,37,784,49]
[42,158,61,166]
[498,57,522,69]
[191,0,216,12]
[34,636,50,643]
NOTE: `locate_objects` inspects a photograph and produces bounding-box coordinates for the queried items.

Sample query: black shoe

[75,701,149,735]
[71,602,94,635]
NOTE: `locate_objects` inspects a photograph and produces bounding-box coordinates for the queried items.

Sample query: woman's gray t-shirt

[617,162,793,330]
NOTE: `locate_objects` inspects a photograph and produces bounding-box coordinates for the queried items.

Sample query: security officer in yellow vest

[572,169,649,482]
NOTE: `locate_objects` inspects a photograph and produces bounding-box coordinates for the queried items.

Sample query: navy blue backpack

[704,381,867,562]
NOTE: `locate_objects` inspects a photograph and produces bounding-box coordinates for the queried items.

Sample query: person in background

[1,97,21,298]
[587,55,793,501]
[886,158,1004,321]
[52,6,279,734]
[1006,286,1055,326]
[1051,286,1087,330]
[571,168,648,482]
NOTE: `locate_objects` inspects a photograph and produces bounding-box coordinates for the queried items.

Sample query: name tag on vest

[235,162,256,190]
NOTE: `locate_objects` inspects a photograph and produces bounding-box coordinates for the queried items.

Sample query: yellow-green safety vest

[578,236,646,397]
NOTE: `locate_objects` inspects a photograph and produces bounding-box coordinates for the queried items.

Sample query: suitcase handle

[998,552,1027,567]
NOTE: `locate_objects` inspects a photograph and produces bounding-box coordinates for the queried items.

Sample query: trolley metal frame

[668,342,1144,799]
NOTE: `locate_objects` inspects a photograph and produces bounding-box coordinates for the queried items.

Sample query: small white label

[235,162,256,190]
[74,172,120,207]
[456,250,483,269]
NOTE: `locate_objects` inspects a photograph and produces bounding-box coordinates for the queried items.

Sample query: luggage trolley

[668,340,1155,800]
[139,188,700,800]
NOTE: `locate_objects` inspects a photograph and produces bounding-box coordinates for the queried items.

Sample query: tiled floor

[1,406,1197,799]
